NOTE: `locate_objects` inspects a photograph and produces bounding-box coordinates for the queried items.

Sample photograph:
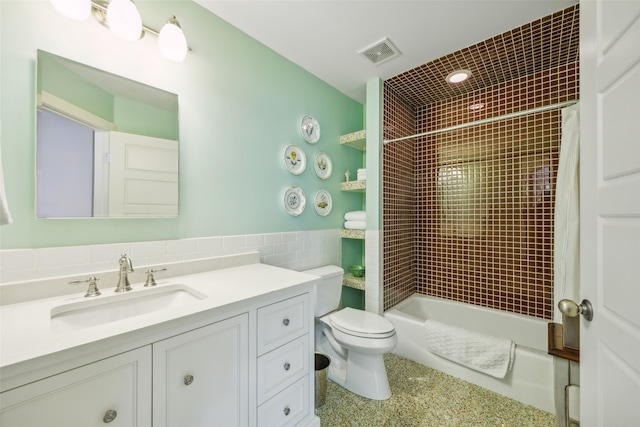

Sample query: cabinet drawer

[257,335,309,404]
[257,294,308,355]
[257,376,310,427]
[0,346,152,427]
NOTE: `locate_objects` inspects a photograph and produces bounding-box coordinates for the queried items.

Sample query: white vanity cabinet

[0,346,152,426]
[153,313,249,427]
[0,261,318,427]
[256,294,311,427]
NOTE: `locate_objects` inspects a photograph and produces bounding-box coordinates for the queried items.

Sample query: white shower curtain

[554,103,580,321]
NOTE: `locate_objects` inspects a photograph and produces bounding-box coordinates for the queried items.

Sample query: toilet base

[327,351,392,400]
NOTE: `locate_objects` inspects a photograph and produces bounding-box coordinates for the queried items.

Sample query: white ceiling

[194,0,578,103]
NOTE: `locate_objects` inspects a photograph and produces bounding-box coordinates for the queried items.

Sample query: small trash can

[314,352,331,408]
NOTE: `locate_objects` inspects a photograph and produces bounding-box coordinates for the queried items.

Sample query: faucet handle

[144,268,167,287]
[119,253,134,272]
[69,276,101,297]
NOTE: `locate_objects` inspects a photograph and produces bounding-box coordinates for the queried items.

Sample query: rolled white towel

[344,211,366,221]
[344,220,366,230]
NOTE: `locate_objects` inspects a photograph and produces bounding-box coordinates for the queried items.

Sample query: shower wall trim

[383,99,578,145]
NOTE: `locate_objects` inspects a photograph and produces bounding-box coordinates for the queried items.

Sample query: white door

[580,0,640,425]
[108,131,179,217]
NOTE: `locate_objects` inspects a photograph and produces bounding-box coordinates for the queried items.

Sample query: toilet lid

[330,307,395,337]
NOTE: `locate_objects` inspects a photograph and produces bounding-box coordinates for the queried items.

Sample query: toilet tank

[302,265,344,317]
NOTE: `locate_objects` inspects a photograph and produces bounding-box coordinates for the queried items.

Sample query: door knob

[558,299,593,321]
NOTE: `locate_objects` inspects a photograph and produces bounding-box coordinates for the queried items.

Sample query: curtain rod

[383,100,578,145]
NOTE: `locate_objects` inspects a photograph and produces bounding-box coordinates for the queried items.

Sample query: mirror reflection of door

[36,50,179,218]
[36,110,95,217]
[37,110,178,218]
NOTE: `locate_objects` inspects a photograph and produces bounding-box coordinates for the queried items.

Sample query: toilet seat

[329,307,396,339]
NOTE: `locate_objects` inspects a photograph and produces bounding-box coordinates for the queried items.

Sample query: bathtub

[384,294,554,413]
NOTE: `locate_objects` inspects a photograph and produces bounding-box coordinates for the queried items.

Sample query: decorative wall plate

[314,152,332,179]
[284,185,306,216]
[300,114,320,144]
[284,144,306,175]
[314,190,332,216]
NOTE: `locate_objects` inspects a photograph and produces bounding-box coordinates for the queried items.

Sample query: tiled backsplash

[382,5,579,319]
[0,230,341,285]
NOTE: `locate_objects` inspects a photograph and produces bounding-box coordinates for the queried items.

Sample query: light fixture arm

[90,0,191,51]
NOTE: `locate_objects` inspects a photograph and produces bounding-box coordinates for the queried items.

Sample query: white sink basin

[50,284,207,333]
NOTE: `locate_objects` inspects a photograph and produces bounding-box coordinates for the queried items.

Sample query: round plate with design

[283,185,306,216]
[314,190,332,216]
[314,152,332,179]
[284,144,306,175]
[300,114,320,144]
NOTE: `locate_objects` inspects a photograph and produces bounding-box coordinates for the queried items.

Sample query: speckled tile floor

[315,353,557,427]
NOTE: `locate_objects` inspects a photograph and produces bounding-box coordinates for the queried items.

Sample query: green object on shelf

[349,265,365,277]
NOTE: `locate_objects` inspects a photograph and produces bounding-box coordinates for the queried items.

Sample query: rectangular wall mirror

[36,50,179,218]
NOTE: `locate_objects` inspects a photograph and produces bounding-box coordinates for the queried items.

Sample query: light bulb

[107,0,142,41]
[158,17,188,62]
[446,69,472,84]
[50,0,91,21]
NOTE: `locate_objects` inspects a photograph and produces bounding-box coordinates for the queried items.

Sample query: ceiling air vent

[359,38,400,65]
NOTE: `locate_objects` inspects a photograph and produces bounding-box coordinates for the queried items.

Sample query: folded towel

[344,211,366,221]
[344,220,366,230]
[424,319,515,379]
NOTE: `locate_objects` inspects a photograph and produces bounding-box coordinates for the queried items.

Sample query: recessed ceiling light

[446,69,472,84]
[469,102,485,111]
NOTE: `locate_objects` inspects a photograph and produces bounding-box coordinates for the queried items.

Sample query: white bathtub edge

[385,294,555,414]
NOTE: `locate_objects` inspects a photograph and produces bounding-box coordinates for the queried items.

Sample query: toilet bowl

[319,307,397,400]
[303,265,397,401]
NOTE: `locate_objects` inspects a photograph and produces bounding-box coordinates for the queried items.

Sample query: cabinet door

[0,346,152,427]
[153,314,249,427]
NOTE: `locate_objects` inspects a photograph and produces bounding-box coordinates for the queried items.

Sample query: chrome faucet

[115,253,134,292]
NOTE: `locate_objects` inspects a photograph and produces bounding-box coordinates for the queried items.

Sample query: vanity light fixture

[158,16,188,62]
[446,69,472,84]
[50,0,190,62]
[106,0,142,41]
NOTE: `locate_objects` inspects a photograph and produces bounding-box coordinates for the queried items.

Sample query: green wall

[0,0,364,249]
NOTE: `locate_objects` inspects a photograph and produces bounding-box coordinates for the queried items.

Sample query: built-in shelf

[340,229,365,239]
[342,273,365,290]
[340,180,366,192]
[340,130,366,151]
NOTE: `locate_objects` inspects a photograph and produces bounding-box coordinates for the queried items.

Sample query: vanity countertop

[0,262,319,374]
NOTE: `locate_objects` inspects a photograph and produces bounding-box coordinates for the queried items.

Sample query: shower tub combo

[384,294,554,413]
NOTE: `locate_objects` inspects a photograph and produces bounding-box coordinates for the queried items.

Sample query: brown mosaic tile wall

[384,64,579,318]
[416,65,577,319]
[382,5,579,317]
[382,86,416,310]
[385,5,579,106]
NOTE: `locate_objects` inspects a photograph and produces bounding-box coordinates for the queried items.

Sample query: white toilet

[303,265,397,400]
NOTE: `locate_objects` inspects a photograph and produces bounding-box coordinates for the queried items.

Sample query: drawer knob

[103,409,117,423]
[284,361,291,371]
[184,374,194,385]
[283,406,291,416]
[282,317,290,326]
